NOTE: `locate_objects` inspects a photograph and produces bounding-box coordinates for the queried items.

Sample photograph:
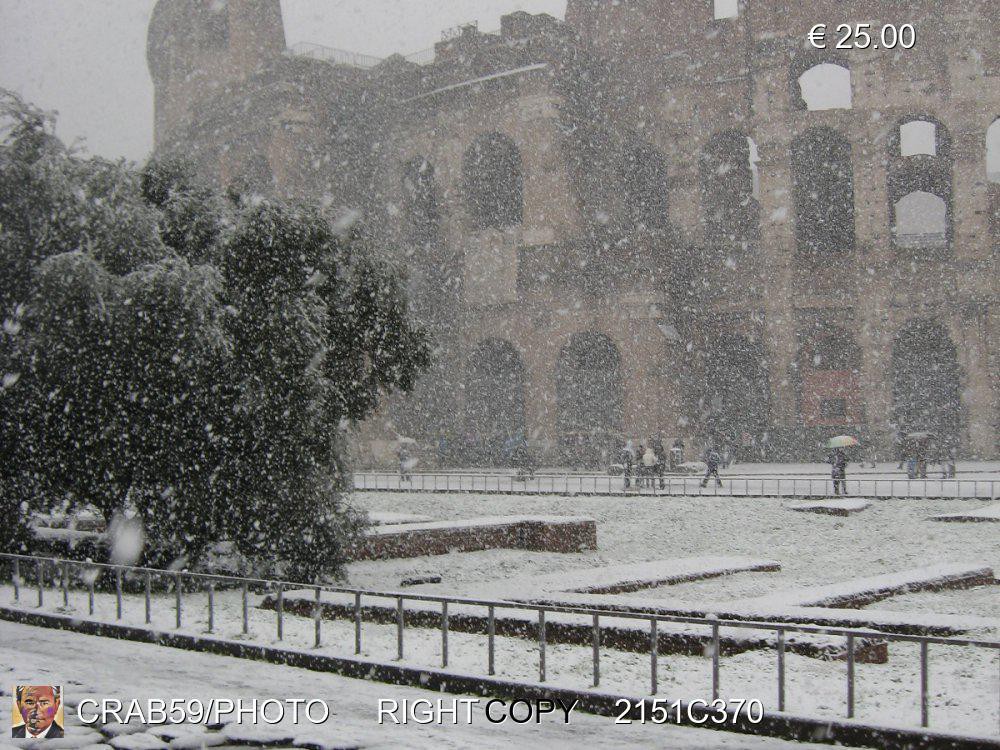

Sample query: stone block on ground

[930,503,1000,522]
[787,498,872,516]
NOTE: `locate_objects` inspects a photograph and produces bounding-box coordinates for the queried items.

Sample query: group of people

[621,437,682,489]
[897,445,957,479]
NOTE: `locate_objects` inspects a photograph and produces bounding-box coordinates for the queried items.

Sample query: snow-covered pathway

[0,620,846,750]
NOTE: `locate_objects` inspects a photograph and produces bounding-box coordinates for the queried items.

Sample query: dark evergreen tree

[0,92,430,579]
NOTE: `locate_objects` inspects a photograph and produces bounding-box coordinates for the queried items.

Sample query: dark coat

[831,451,848,476]
[13,722,64,738]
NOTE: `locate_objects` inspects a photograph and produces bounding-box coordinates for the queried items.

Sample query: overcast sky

[0,0,566,162]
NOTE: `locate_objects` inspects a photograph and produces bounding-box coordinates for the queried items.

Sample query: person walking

[830,447,847,496]
[642,444,658,489]
[621,439,635,489]
[398,444,413,482]
[701,446,723,488]
[943,445,957,478]
[652,436,667,489]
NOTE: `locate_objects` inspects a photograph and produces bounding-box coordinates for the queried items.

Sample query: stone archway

[702,334,771,456]
[466,339,526,465]
[556,332,623,466]
[892,320,962,448]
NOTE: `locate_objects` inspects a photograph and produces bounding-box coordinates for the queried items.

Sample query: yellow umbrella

[826,435,859,449]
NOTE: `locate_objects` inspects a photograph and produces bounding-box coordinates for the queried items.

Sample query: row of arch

[404,117,1000,252]
[465,321,963,462]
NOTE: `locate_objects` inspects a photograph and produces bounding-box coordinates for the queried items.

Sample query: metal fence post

[12,557,19,601]
[487,605,496,675]
[175,572,182,629]
[276,584,284,640]
[115,567,123,619]
[847,634,855,718]
[777,629,785,711]
[144,571,151,624]
[354,591,362,654]
[592,613,600,687]
[441,601,449,667]
[314,586,322,648]
[242,581,249,635]
[61,561,68,608]
[36,558,43,607]
[538,609,546,682]
[920,641,929,728]
[711,621,720,700]
[650,618,658,695]
[207,582,215,634]
[396,596,404,660]
[88,572,95,616]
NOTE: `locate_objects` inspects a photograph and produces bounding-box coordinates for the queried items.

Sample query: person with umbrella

[827,435,857,496]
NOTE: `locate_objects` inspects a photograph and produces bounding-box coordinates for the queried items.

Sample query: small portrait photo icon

[12,685,64,739]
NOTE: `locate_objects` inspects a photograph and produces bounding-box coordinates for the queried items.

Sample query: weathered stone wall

[148,0,999,461]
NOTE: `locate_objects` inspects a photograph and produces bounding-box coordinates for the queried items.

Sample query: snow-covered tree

[0,92,429,579]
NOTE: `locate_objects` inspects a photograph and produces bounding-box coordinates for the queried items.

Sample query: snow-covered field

[341,488,999,736]
[4,483,999,739]
[345,490,1000,611]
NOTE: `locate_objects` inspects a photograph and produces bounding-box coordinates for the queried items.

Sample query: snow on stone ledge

[737,563,995,609]
[787,498,872,516]
[367,511,434,525]
[367,515,595,534]
[930,503,1000,522]
[489,556,780,596]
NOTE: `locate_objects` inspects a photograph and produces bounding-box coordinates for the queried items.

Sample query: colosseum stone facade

[148,0,999,465]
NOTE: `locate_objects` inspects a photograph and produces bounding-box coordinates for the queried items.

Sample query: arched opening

[621,141,669,230]
[988,118,1000,183]
[702,335,771,455]
[892,320,961,448]
[402,156,440,246]
[556,333,623,465]
[713,0,739,20]
[463,132,523,230]
[989,118,1000,236]
[797,63,852,111]
[466,339,526,465]
[204,2,229,47]
[748,137,761,199]
[892,191,948,250]
[900,120,938,157]
[700,131,760,246]
[400,156,453,326]
[797,326,863,428]
[792,127,855,254]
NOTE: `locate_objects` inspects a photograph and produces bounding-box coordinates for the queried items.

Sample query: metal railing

[285,42,384,69]
[2,552,998,735]
[352,471,998,499]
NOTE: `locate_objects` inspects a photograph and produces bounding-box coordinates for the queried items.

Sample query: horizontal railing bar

[2,552,997,651]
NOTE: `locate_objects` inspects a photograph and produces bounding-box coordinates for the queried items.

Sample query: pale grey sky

[0,0,566,162]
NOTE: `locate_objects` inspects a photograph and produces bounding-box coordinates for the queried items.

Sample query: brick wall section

[349,517,597,560]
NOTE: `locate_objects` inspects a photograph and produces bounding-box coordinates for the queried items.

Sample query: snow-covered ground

[4,483,999,738]
[2,620,846,750]
[340,488,1000,735]
[345,491,1000,613]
